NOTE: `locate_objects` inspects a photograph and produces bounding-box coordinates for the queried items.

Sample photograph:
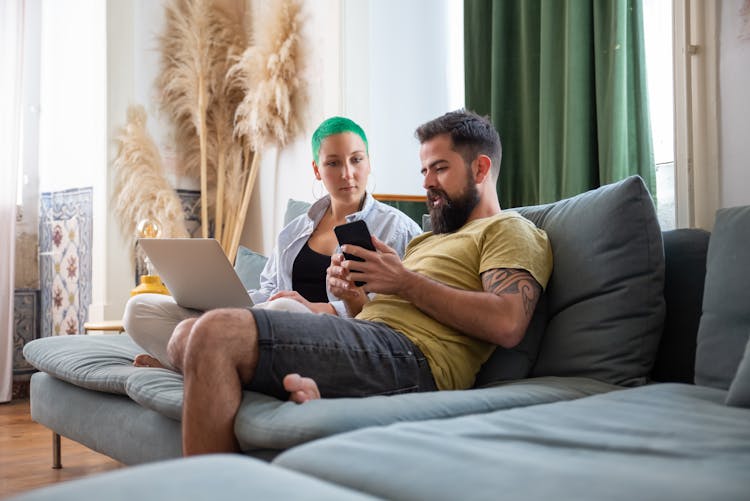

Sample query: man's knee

[180,309,259,380]
[167,317,197,371]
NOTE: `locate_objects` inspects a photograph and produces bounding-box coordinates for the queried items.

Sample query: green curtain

[465,0,655,207]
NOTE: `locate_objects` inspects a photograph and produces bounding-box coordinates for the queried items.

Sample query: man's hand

[268,291,335,315]
[340,236,411,296]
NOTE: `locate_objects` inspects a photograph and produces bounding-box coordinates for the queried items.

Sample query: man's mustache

[427,189,452,207]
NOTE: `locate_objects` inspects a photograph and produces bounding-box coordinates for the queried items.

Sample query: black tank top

[291,241,330,303]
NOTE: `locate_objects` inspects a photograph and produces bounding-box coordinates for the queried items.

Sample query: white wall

[336,0,465,196]
[719,0,750,208]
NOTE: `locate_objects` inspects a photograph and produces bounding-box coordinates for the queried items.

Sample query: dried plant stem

[220,144,245,252]
[227,149,259,264]
[198,78,208,238]
[215,146,226,247]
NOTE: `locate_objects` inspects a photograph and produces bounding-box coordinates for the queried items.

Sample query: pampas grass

[230,0,307,152]
[225,0,307,262]
[112,105,188,261]
[159,0,250,246]
[150,0,307,262]
[157,0,219,238]
[207,3,248,246]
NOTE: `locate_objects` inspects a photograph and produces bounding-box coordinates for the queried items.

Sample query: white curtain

[0,0,24,402]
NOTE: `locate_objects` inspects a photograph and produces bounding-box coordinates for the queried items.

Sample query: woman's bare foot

[283,373,321,403]
[133,353,166,368]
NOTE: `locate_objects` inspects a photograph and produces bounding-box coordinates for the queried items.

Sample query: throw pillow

[694,205,750,390]
[284,199,312,226]
[519,176,665,386]
[726,335,750,407]
[234,246,268,291]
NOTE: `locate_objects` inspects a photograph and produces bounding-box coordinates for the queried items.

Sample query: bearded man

[169,110,553,455]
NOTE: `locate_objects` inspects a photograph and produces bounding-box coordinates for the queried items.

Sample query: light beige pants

[122,293,312,370]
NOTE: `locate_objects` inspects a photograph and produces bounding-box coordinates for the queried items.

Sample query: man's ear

[474,155,492,184]
[312,161,321,180]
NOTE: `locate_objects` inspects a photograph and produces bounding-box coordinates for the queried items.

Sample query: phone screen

[333,220,375,286]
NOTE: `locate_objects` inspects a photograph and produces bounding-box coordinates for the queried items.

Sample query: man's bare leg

[169,309,259,456]
[283,373,321,403]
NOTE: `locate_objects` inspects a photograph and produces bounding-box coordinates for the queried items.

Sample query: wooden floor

[0,399,122,498]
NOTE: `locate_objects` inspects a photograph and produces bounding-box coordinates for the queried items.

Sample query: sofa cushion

[22,334,142,394]
[118,372,618,451]
[276,384,750,501]
[284,198,311,226]
[694,206,750,390]
[234,246,268,291]
[515,176,665,386]
[726,335,750,407]
[125,369,185,421]
[7,455,374,501]
[651,228,710,383]
[233,377,619,451]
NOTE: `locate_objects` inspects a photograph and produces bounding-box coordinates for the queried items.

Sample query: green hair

[311,116,368,164]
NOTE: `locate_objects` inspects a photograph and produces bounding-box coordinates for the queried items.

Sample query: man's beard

[427,177,480,234]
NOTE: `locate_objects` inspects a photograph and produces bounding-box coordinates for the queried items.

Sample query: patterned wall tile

[177,189,202,238]
[39,187,92,337]
[13,289,39,376]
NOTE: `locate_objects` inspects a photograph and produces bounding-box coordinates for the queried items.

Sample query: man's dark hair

[415,109,502,182]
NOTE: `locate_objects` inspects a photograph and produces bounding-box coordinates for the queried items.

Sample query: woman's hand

[327,253,369,316]
[268,291,335,315]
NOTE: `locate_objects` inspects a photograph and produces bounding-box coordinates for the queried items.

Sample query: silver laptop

[138,238,254,311]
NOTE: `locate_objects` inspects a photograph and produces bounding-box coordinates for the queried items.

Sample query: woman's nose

[342,164,354,179]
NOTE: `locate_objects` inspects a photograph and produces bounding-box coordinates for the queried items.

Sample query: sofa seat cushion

[121,372,617,450]
[125,369,185,421]
[276,384,750,501]
[233,377,619,451]
[22,334,142,394]
[8,455,375,501]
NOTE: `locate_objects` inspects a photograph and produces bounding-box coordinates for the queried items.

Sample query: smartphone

[333,220,375,286]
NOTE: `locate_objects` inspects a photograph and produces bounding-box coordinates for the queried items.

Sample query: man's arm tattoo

[481,269,542,318]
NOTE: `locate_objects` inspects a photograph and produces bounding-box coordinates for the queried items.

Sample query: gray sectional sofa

[17,176,750,500]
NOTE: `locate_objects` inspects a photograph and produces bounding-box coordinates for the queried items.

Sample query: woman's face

[313,132,371,204]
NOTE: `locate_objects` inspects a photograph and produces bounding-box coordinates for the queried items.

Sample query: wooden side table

[83,320,125,334]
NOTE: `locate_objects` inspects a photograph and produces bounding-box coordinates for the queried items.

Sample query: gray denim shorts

[247,309,437,399]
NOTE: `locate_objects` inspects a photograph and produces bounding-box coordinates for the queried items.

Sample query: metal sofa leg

[52,431,62,469]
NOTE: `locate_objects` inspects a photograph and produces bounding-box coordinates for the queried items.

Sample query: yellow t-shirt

[356,211,553,390]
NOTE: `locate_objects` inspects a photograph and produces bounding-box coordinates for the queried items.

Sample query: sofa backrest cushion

[234,246,269,291]
[694,206,750,390]
[515,176,665,386]
[726,335,750,407]
[650,228,710,383]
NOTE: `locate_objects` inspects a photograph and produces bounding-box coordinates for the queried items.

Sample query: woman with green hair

[125,116,421,369]
[251,116,422,315]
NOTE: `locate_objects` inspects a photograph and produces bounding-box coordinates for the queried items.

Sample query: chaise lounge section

[15,178,750,499]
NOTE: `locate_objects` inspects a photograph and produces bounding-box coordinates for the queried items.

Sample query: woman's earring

[312,179,326,199]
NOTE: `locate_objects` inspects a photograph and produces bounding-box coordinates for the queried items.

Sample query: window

[643,0,675,230]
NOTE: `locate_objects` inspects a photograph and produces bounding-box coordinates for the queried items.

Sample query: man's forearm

[397,271,528,347]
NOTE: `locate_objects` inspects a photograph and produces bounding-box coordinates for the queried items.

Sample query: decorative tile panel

[177,189,202,238]
[13,288,39,376]
[40,187,93,337]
